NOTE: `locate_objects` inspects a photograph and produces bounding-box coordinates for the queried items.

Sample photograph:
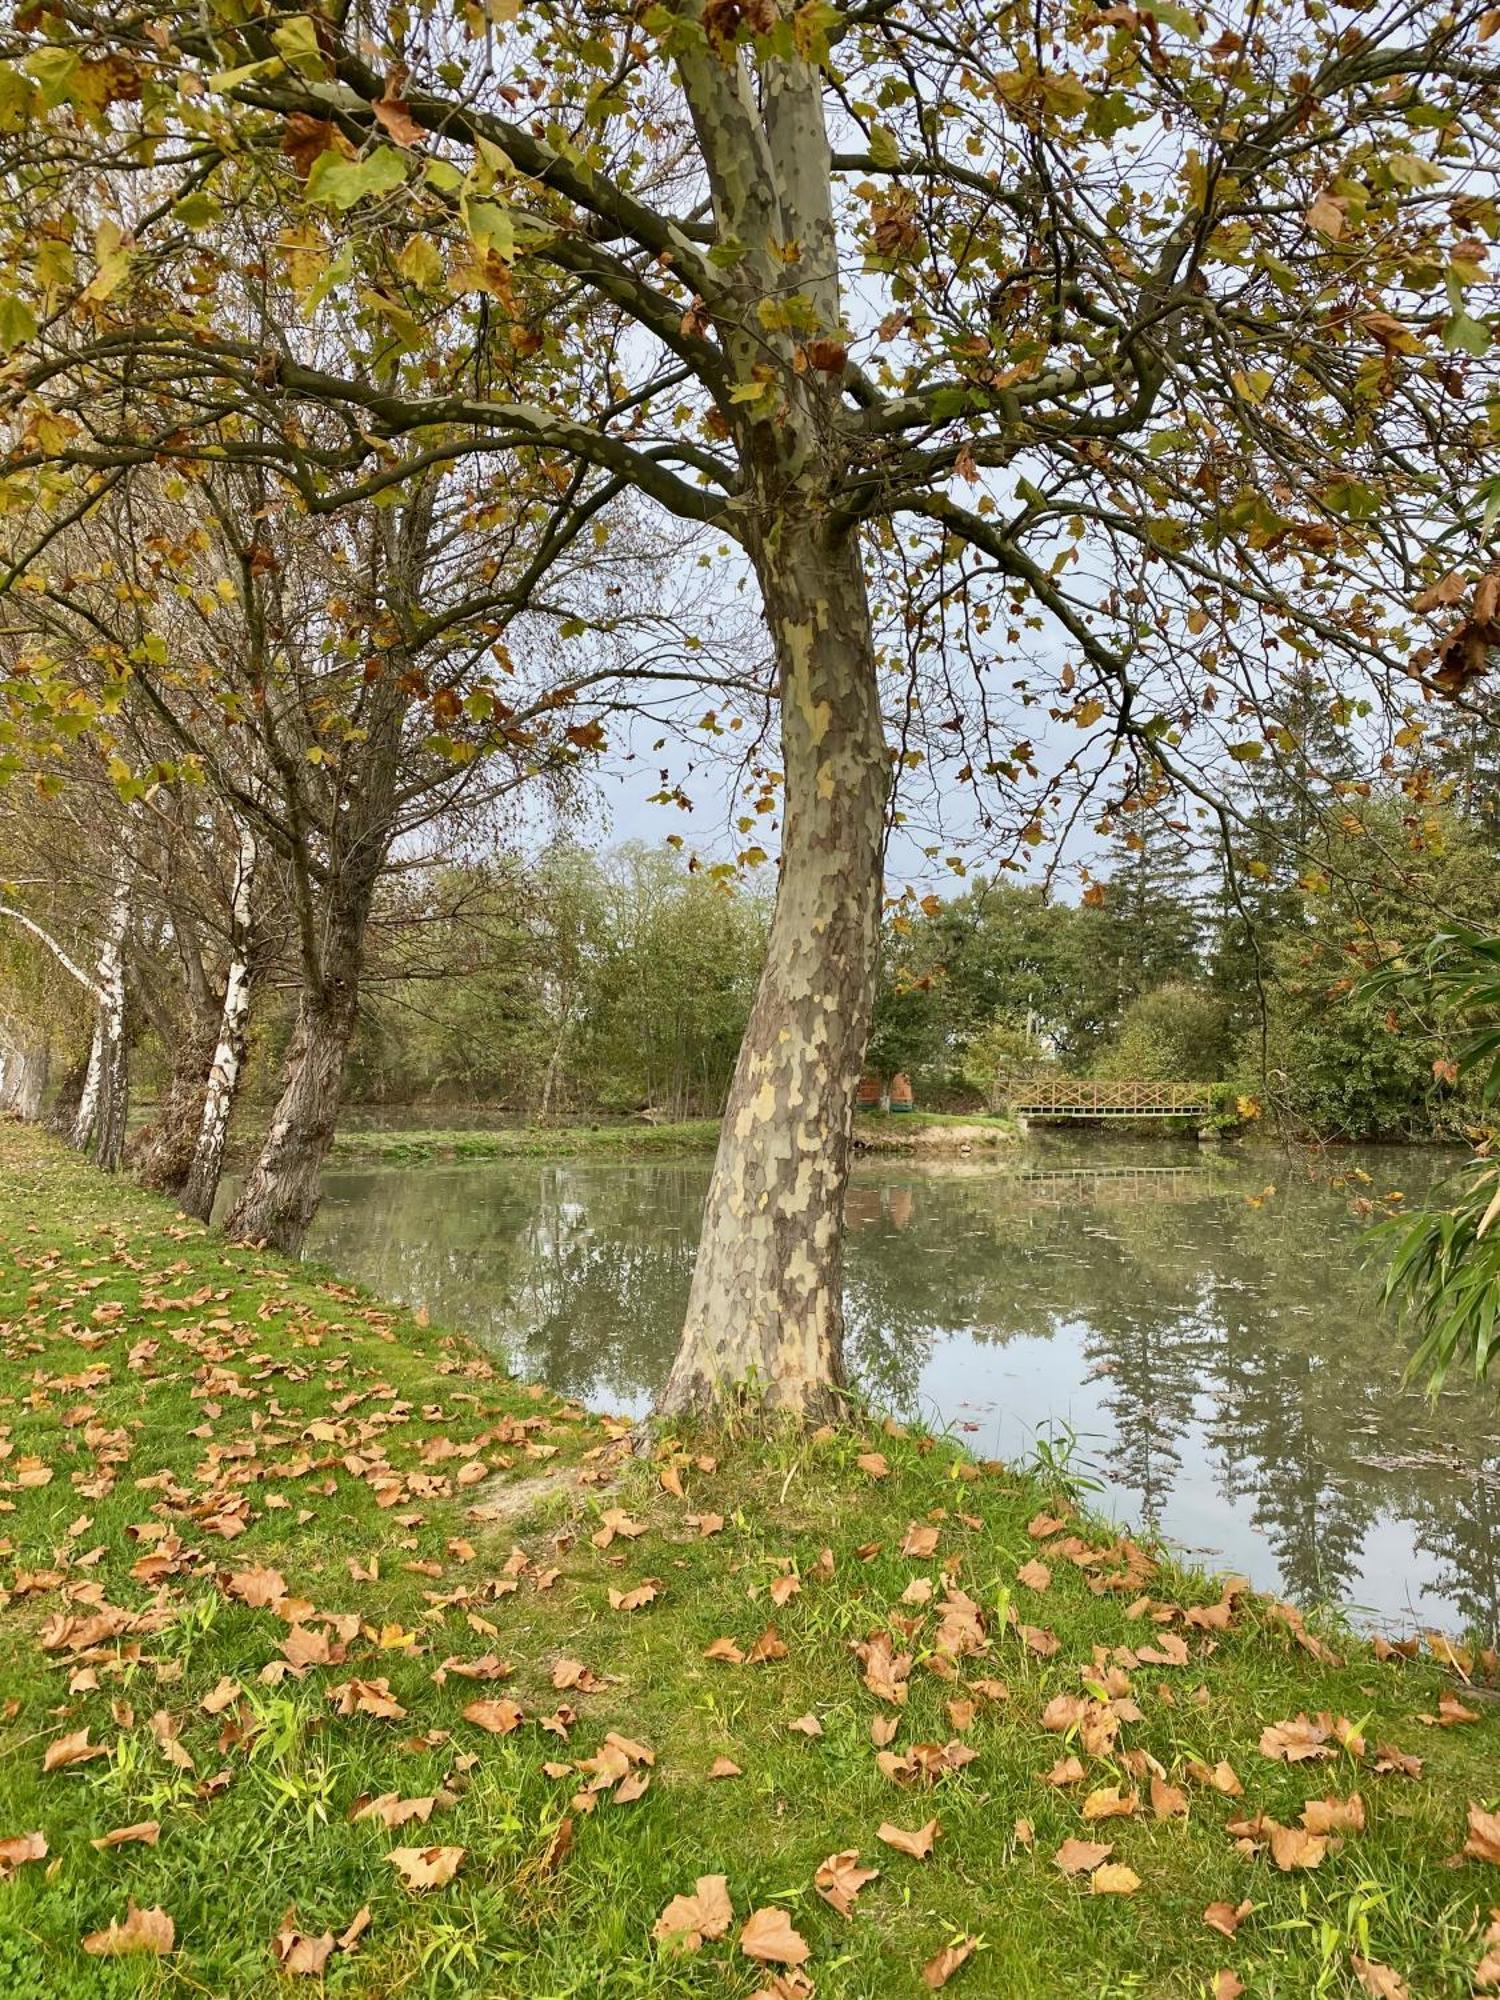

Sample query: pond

[305,1136,1500,1642]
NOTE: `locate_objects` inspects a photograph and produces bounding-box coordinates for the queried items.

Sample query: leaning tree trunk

[180,819,257,1221]
[131,1013,219,1196]
[660,514,889,1419]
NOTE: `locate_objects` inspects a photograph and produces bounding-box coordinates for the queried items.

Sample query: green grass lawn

[0,1123,1498,1998]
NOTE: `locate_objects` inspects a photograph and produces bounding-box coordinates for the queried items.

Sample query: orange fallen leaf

[389,1845,464,1889]
[463,1698,524,1734]
[1091,1864,1141,1895]
[815,1850,880,1918]
[1016,1560,1051,1591]
[878,1818,939,1859]
[740,1906,810,1966]
[608,1581,660,1612]
[1150,1775,1188,1819]
[1081,1784,1138,1822]
[89,1821,159,1851]
[0,1831,46,1876]
[1301,1793,1364,1835]
[1269,1823,1327,1871]
[271,1910,335,1977]
[82,1903,174,1956]
[901,1522,939,1559]
[788,1713,823,1738]
[1463,1803,1500,1864]
[1046,1755,1086,1788]
[704,1637,745,1664]
[856,1453,890,1480]
[708,1756,742,1780]
[1053,1838,1112,1876]
[746,1627,788,1664]
[1213,1974,1245,2000]
[1351,1955,1409,1999]
[43,1727,108,1772]
[1259,1715,1334,1763]
[922,1935,978,1987]
[1203,1899,1254,1939]
[653,1874,733,1951]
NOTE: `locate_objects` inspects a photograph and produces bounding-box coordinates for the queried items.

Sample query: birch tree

[0,0,1496,1410]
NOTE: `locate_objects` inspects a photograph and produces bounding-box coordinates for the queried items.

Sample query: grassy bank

[329,1110,1020,1164]
[1,1125,1499,1999]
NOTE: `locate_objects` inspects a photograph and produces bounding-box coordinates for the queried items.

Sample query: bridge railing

[994,1076,1216,1117]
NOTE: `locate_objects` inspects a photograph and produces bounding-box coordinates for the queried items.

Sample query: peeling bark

[180,815,258,1221]
[661,513,889,1419]
[71,851,132,1168]
[0,1035,48,1120]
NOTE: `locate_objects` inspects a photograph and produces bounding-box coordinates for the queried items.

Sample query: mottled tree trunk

[180,816,258,1221]
[660,517,889,1418]
[221,950,358,1255]
[0,1036,49,1120]
[132,1015,218,1195]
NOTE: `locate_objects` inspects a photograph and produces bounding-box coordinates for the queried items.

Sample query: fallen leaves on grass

[1091,1864,1142,1895]
[704,1636,745,1664]
[740,1907,810,1967]
[1259,1714,1337,1762]
[388,1845,464,1889]
[707,1756,742,1779]
[328,1677,406,1719]
[1053,1838,1113,1877]
[653,1874,733,1951]
[1351,1956,1409,1999]
[1463,1803,1500,1864]
[815,1850,880,1918]
[878,1818,940,1859]
[1204,1899,1254,1938]
[1081,1784,1138,1822]
[0,1831,45,1877]
[463,1697,524,1734]
[43,1726,107,1771]
[82,1903,174,1956]
[90,1821,159,1851]
[608,1580,661,1612]
[1016,1559,1051,1591]
[1301,1793,1365,1835]
[922,1935,978,1987]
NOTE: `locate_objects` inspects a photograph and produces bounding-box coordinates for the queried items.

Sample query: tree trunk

[72,853,132,1165]
[0,1035,49,1120]
[179,816,258,1220]
[660,516,889,1419]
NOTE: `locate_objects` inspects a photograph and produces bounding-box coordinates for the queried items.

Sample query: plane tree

[0,0,1496,1410]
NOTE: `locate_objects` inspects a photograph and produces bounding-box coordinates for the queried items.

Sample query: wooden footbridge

[995,1078,1217,1121]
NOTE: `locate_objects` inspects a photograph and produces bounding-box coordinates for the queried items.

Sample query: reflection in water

[307,1139,1500,1639]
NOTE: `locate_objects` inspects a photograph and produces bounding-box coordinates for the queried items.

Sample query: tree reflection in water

[309,1139,1500,1639]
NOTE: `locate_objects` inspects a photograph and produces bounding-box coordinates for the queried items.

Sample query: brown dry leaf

[708,1756,742,1780]
[608,1581,660,1613]
[90,1821,159,1851]
[1019,1623,1059,1658]
[1047,1755,1086,1788]
[591,1508,646,1549]
[740,1907,810,1967]
[1259,1714,1334,1763]
[1082,1784,1138,1822]
[922,1935,978,1988]
[352,1794,435,1830]
[815,1849,880,1918]
[389,1845,464,1890]
[1150,1776,1189,1820]
[788,1713,823,1738]
[1463,1803,1500,1864]
[878,1818,939,1860]
[871,1713,900,1747]
[770,1574,801,1608]
[1203,1899,1254,1939]
[1053,1837,1113,1876]
[1016,1559,1051,1591]
[271,1910,336,1978]
[1351,1956,1409,2000]
[329,1677,406,1720]
[747,1627,788,1664]
[82,1902,174,1956]
[704,1637,745,1664]
[1212,1974,1245,2000]
[653,1874,733,1951]
[1372,1742,1423,1779]
[1269,1823,1327,1871]
[1091,1864,1142,1895]
[226,1564,287,1608]
[901,1522,939,1559]
[43,1727,108,1772]
[0,1831,46,1877]
[1301,1793,1365,1835]
[856,1452,890,1480]
[1436,1691,1481,1726]
[463,1698,523,1734]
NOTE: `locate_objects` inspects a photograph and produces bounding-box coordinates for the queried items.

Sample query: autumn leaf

[82,1903,174,1956]
[1351,1956,1409,2000]
[389,1845,464,1889]
[1082,1784,1139,1821]
[708,1756,742,1779]
[788,1712,823,1738]
[1463,1802,1500,1863]
[43,1726,108,1772]
[878,1818,940,1859]
[0,1831,46,1877]
[1268,1823,1327,1871]
[1091,1864,1142,1895]
[704,1636,745,1663]
[740,1907,810,1966]
[371,89,426,148]
[1300,1793,1364,1834]
[653,1874,733,1950]
[1203,1899,1254,1939]
[329,1677,406,1719]
[1258,1714,1334,1762]
[856,1452,889,1480]
[89,1821,159,1851]
[815,1849,879,1917]
[900,1521,939,1559]
[922,1934,978,1987]
[271,1910,336,1977]
[1150,1776,1188,1819]
[746,1627,788,1664]
[1052,1837,1113,1876]
[608,1580,660,1612]
[463,1698,523,1734]
[1016,1559,1051,1591]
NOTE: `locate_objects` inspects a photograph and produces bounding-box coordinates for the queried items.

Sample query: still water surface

[307,1137,1500,1640]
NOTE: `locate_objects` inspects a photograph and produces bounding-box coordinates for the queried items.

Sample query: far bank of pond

[294,1133,1500,1643]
